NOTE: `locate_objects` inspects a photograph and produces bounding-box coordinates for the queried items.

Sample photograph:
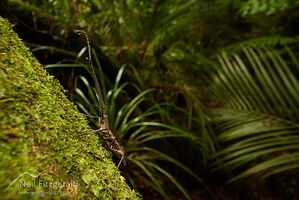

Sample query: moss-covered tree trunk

[0,17,140,200]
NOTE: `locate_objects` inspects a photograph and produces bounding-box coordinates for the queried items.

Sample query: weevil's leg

[114,153,126,186]
[82,113,100,118]
[73,129,101,138]
[117,154,125,170]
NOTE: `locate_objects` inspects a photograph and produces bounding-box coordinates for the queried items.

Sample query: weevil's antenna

[74,30,109,129]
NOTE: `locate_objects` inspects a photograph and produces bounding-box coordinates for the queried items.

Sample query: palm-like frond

[209,46,299,181]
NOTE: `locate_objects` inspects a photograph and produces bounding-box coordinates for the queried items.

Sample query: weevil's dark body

[99,115,126,166]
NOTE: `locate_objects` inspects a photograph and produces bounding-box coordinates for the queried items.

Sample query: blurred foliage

[209,46,299,180]
[240,0,299,16]
[1,0,299,199]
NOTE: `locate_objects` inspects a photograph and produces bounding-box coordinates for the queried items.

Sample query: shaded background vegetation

[1,0,299,199]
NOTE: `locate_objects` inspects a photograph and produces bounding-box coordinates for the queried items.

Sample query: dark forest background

[1,0,299,199]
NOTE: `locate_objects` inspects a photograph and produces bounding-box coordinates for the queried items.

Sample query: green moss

[0,17,141,200]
